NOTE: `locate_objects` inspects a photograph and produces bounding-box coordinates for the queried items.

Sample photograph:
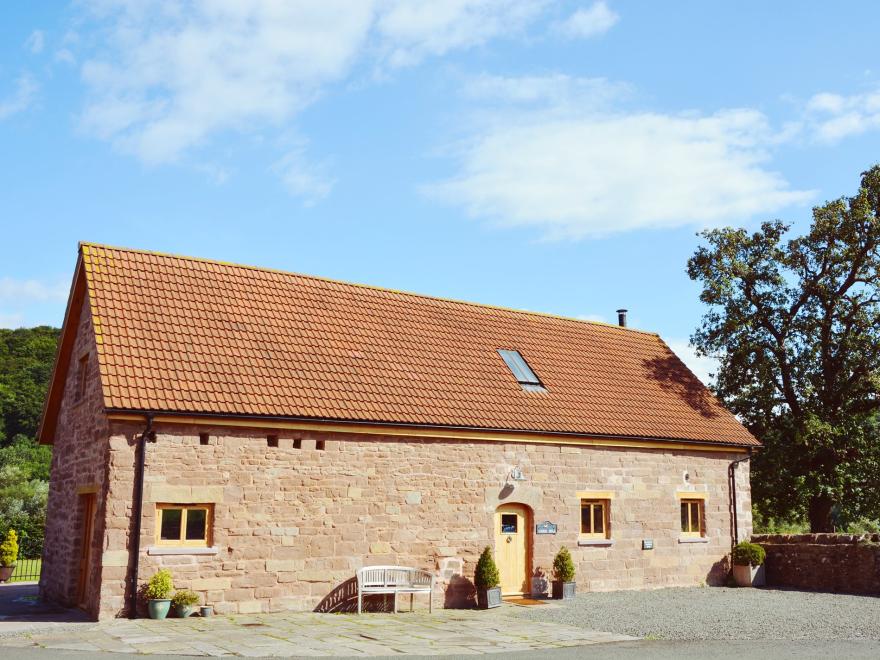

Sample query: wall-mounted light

[509,466,526,482]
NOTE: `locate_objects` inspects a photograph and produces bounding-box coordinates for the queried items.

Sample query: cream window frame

[580,499,610,539]
[156,504,213,547]
[679,499,705,538]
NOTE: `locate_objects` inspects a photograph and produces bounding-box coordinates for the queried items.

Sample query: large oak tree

[688,166,880,532]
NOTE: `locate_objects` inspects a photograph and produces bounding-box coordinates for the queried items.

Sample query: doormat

[502,597,548,606]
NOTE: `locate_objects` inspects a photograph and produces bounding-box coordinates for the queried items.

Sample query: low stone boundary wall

[752,534,880,595]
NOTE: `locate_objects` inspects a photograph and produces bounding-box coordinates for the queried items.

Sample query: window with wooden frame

[156,504,213,547]
[580,499,610,539]
[680,499,704,537]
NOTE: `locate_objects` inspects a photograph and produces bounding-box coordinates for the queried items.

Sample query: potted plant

[0,530,18,583]
[474,546,502,609]
[732,541,766,587]
[171,589,200,618]
[144,569,174,619]
[551,547,576,599]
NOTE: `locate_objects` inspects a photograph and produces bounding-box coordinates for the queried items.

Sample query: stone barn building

[38,243,758,620]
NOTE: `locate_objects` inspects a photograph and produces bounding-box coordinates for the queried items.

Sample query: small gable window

[498,349,545,392]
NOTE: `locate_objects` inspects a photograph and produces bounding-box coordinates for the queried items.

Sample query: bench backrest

[356,566,433,588]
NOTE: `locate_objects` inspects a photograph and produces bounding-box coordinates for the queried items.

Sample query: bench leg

[358,590,362,614]
[429,589,433,614]
[410,593,414,612]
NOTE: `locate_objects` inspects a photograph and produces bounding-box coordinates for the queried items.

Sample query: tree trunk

[808,494,834,532]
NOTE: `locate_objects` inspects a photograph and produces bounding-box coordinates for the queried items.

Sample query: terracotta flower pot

[0,565,14,583]
[733,563,765,587]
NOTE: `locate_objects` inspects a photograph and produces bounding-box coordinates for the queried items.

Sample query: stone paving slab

[0,606,636,657]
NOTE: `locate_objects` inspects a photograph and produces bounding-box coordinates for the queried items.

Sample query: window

[267,435,279,448]
[680,499,704,537]
[199,433,210,446]
[75,354,88,401]
[315,440,325,451]
[156,504,213,547]
[293,438,302,449]
[498,349,545,392]
[500,514,518,534]
[580,500,609,539]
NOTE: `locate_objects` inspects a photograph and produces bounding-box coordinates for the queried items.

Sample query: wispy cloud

[0,313,25,330]
[427,74,813,240]
[25,30,45,54]
[74,0,553,200]
[272,143,336,206]
[553,1,619,39]
[0,278,69,303]
[805,88,880,142]
[0,74,38,120]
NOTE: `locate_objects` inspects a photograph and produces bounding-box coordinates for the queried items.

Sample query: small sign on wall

[536,521,558,535]
[642,539,654,550]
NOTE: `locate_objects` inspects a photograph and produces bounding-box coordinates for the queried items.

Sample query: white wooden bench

[355,566,434,614]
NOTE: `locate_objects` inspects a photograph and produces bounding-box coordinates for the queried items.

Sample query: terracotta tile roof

[77,243,758,446]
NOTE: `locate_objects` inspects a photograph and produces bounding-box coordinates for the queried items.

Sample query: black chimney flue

[616,309,628,328]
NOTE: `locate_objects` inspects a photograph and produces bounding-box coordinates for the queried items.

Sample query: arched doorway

[493,503,532,596]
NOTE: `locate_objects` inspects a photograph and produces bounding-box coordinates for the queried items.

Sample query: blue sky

[2,1,879,384]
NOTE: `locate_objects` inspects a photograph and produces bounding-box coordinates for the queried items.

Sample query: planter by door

[148,599,172,620]
[477,586,503,609]
[175,604,196,618]
[733,564,765,587]
[0,565,14,583]
[552,580,576,600]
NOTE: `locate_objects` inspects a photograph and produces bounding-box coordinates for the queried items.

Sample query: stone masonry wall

[97,422,751,618]
[39,293,110,618]
[752,534,880,595]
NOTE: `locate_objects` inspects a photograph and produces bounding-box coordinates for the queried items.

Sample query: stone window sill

[678,537,709,544]
[147,546,220,556]
[578,538,615,547]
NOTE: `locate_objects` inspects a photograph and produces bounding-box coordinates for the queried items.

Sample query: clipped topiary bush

[474,546,500,589]
[732,541,766,567]
[552,547,576,582]
[0,530,19,567]
[144,569,174,600]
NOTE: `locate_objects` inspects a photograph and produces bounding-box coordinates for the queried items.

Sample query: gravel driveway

[508,587,880,640]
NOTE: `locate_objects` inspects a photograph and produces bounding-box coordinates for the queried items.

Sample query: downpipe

[129,413,155,619]
[729,448,753,550]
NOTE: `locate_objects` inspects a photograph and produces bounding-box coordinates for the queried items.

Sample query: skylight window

[498,349,546,392]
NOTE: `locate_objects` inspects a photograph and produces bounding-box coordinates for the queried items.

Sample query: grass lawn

[8,558,41,583]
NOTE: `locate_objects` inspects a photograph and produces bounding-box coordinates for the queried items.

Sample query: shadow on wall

[641,355,719,418]
[706,554,731,586]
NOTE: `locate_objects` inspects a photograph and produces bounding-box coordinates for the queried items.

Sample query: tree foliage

[0,327,59,557]
[688,166,880,532]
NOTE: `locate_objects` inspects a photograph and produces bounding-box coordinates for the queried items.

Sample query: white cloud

[0,313,25,329]
[0,278,68,303]
[74,0,551,199]
[805,88,880,142]
[25,30,45,54]
[0,74,38,120]
[665,339,718,388]
[554,1,619,39]
[427,74,813,239]
[272,144,335,206]
[376,0,547,68]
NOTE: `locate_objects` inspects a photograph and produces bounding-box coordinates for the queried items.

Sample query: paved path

[0,585,633,657]
[0,583,90,638]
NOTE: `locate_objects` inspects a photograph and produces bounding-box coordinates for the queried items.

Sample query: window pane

[680,503,689,533]
[498,350,541,385]
[581,503,591,534]
[160,508,182,541]
[593,504,604,534]
[186,508,207,540]
[501,514,517,534]
[690,502,700,534]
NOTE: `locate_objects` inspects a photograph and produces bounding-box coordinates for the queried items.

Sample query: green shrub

[552,547,576,582]
[171,589,200,607]
[732,541,766,567]
[144,569,174,600]
[474,546,500,589]
[0,529,18,566]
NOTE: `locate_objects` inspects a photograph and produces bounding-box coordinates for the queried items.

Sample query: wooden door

[494,503,530,595]
[76,493,96,608]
